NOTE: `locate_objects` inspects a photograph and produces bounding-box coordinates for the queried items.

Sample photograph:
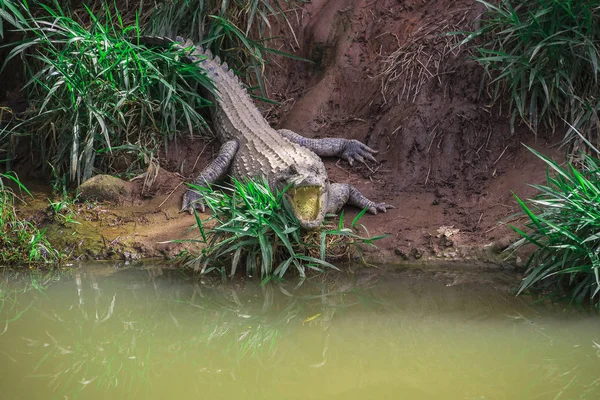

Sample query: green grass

[2,2,213,186]
[509,145,600,307]
[47,196,80,225]
[0,0,25,39]
[460,0,600,147]
[1,0,304,190]
[0,171,63,265]
[145,0,302,98]
[177,178,386,281]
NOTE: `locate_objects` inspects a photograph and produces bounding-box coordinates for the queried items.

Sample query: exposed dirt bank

[7,0,563,265]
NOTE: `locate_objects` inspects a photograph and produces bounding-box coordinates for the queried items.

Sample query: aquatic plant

[510,145,600,307]
[0,172,63,265]
[177,178,385,280]
[460,0,600,149]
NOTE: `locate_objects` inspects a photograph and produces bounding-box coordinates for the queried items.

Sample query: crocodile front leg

[326,183,394,214]
[182,140,239,213]
[278,129,378,166]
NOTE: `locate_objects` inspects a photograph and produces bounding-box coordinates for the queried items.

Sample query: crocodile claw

[342,140,379,166]
[181,189,206,214]
[366,202,395,215]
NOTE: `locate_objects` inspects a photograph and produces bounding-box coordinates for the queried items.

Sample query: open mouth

[287,186,322,222]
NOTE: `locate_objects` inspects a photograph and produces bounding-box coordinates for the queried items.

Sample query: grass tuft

[1,1,305,189]
[145,0,304,98]
[509,145,600,307]
[2,2,213,186]
[460,0,600,148]
[0,171,63,265]
[176,178,385,280]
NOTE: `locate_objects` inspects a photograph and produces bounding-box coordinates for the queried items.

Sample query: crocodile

[146,37,393,229]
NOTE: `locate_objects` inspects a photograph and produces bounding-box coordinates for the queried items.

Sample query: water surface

[0,264,598,399]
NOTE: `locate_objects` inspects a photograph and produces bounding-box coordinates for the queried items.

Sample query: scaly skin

[144,37,393,229]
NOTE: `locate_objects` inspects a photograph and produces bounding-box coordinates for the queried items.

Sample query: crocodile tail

[133,35,176,47]
[134,36,239,84]
[133,36,233,69]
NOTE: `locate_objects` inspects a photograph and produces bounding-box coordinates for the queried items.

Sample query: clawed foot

[365,202,395,215]
[342,140,379,166]
[181,189,206,214]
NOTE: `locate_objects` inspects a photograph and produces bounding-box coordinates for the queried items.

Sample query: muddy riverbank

[3,0,563,266]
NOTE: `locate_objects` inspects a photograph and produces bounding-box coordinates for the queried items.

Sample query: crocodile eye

[283,165,297,177]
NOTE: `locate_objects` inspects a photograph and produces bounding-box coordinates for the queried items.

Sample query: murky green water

[0,264,599,400]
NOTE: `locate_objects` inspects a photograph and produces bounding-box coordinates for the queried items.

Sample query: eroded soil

[6,0,562,264]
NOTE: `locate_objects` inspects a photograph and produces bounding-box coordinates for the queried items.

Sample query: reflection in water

[0,264,599,399]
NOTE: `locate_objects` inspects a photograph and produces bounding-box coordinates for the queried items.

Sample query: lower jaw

[297,218,323,230]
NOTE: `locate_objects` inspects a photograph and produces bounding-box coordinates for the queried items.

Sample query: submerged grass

[510,145,600,307]
[0,267,373,398]
[460,0,600,148]
[177,178,385,280]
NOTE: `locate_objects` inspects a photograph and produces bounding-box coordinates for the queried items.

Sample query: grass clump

[0,0,25,39]
[146,0,302,97]
[2,2,213,185]
[1,0,304,187]
[178,178,385,281]
[510,146,600,307]
[461,0,600,147]
[0,172,62,265]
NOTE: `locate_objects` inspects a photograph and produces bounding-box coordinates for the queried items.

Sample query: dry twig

[376,8,471,104]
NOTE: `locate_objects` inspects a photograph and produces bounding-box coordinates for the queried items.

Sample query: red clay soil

[5,0,564,264]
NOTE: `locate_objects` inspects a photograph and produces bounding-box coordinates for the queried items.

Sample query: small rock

[123,251,139,261]
[411,248,422,259]
[436,225,460,238]
[431,198,440,206]
[487,237,512,254]
[78,174,132,204]
[439,235,453,248]
[515,256,524,268]
[394,247,409,260]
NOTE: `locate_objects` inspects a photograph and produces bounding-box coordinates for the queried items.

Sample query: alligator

[145,37,393,229]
